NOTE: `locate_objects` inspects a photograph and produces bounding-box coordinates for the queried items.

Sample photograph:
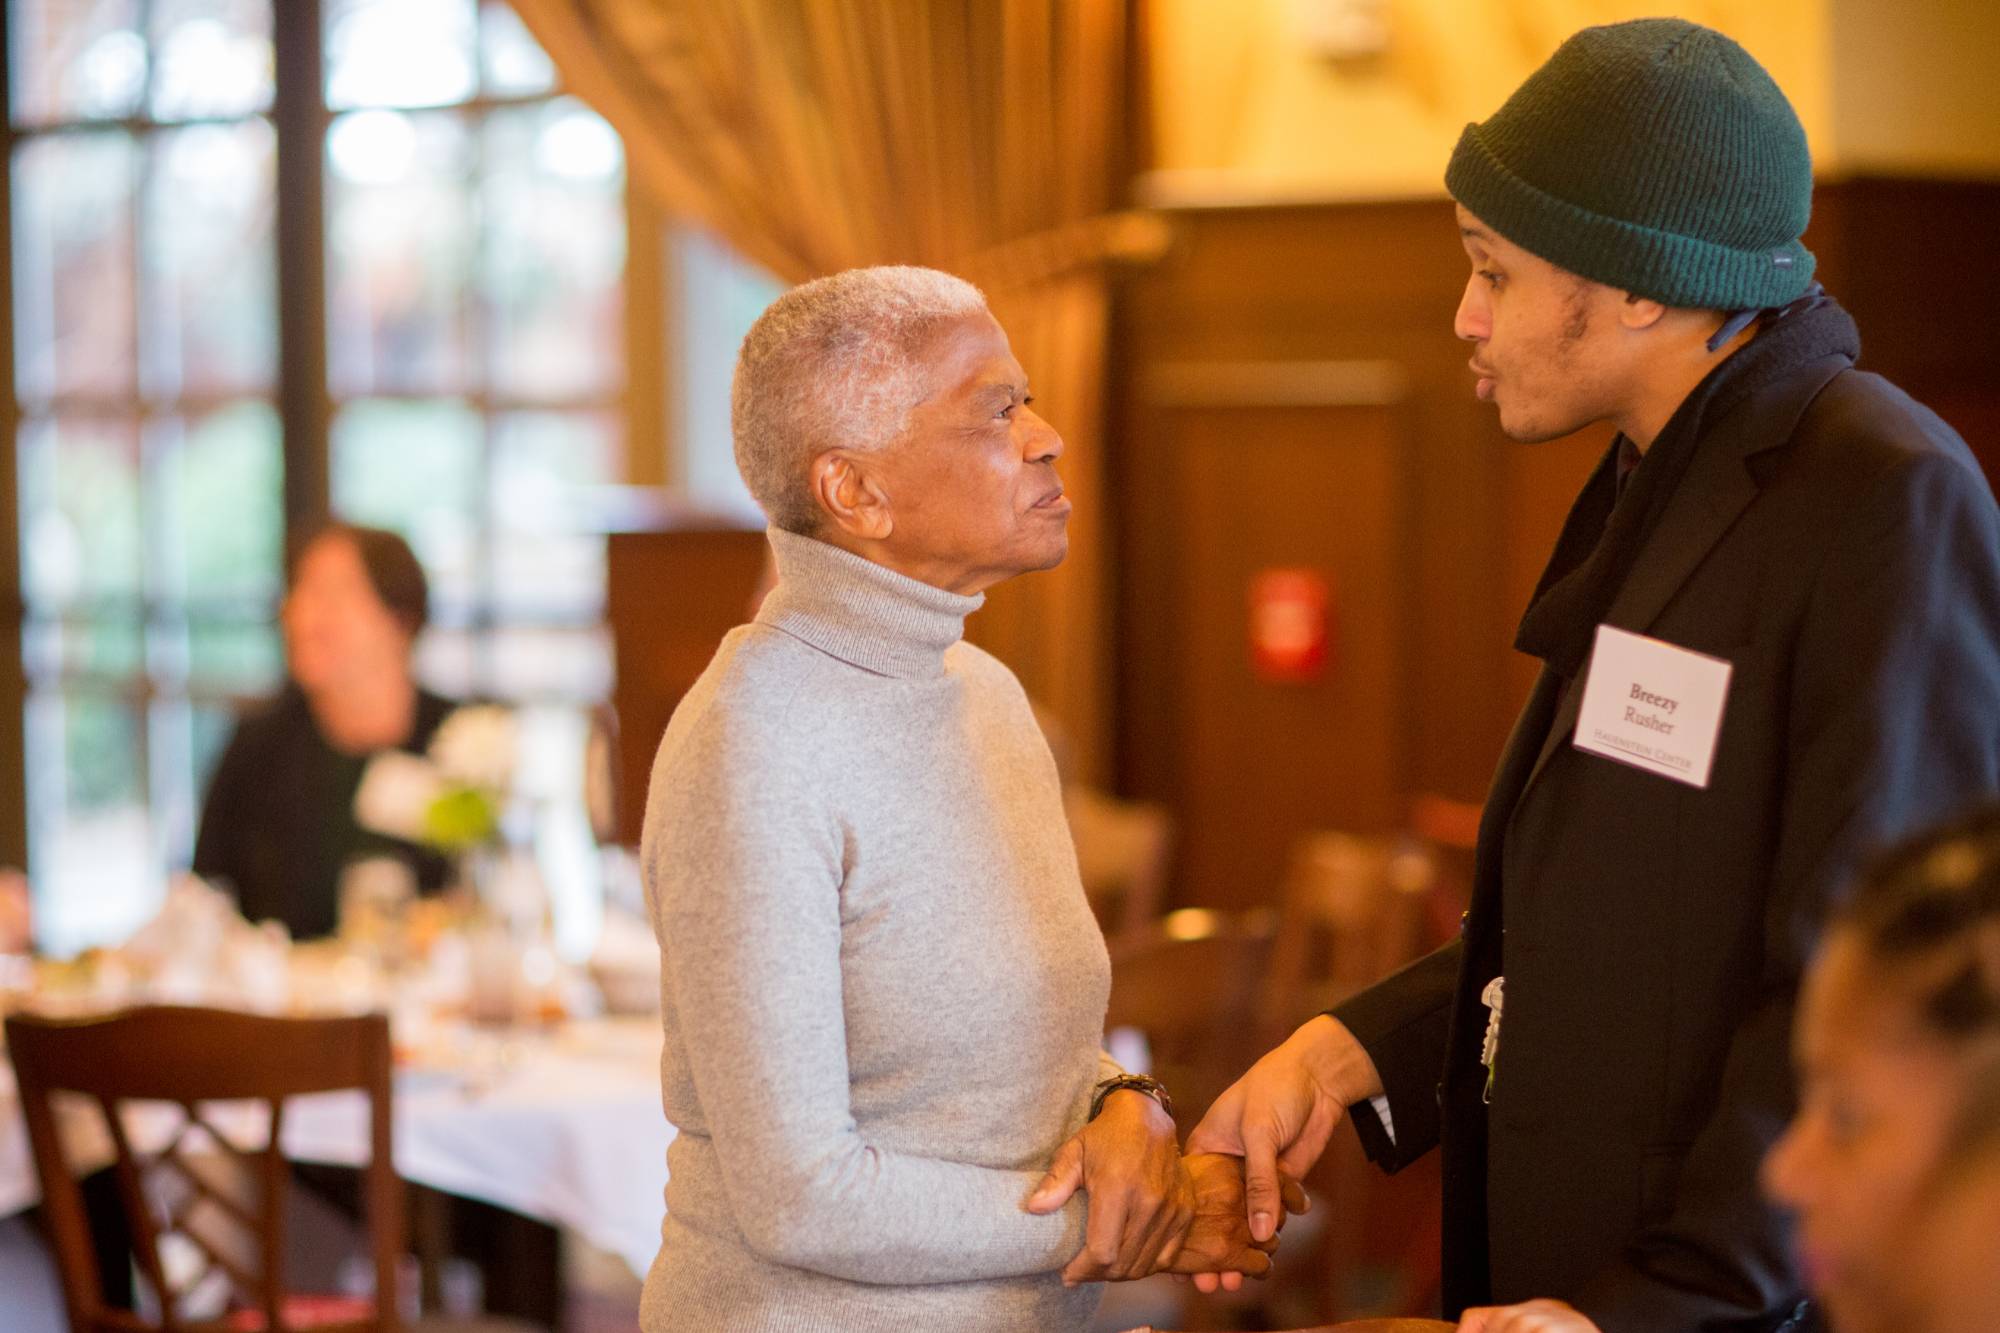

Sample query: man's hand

[1163,1153,1305,1279]
[1026,1089,1191,1284]
[1186,1015,1382,1242]
[1457,1300,1601,1333]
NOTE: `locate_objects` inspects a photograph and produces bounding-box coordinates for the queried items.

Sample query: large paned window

[6,0,634,954]
[9,0,283,952]
[322,0,625,705]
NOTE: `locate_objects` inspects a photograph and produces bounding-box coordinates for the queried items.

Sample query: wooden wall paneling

[1807,177,2000,491]
[1108,181,2000,916]
[1148,374,1412,908]
[1113,200,1525,902]
[605,529,769,845]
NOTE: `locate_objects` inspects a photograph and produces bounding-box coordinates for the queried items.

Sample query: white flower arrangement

[354,705,520,854]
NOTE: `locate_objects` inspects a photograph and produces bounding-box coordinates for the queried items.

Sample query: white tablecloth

[0,1017,673,1278]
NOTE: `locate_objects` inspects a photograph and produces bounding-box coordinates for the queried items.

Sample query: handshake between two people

[1025,1015,1383,1289]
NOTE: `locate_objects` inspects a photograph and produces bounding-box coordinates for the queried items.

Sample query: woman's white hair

[731,265,989,533]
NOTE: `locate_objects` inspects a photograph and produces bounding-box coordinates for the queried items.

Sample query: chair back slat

[11,1007,378,1101]
[1259,832,1436,1044]
[259,1099,287,1333]
[1106,909,1278,1131]
[4,1007,401,1333]
[95,1095,182,1332]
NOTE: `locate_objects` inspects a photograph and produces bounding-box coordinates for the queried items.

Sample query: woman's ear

[810,450,894,542]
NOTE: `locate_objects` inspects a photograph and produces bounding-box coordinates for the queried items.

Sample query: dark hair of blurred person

[192,522,455,939]
[1763,806,2000,1333]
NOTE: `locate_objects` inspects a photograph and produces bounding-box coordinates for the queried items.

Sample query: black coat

[1334,353,2000,1329]
[193,684,456,940]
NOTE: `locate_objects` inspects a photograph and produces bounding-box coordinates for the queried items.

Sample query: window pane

[332,398,482,610]
[325,0,476,110]
[148,0,273,121]
[161,697,241,872]
[7,0,145,126]
[327,110,473,395]
[27,689,163,955]
[413,625,476,700]
[18,416,143,608]
[23,616,145,681]
[482,99,624,399]
[142,121,277,397]
[486,625,612,702]
[181,620,282,691]
[12,131,137,402]
[480,0,555,96]
[153,403,284,604]
[491,411,616,617]
[678,227,785,522]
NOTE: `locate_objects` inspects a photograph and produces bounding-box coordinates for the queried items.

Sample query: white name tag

[1573,625,1734,789]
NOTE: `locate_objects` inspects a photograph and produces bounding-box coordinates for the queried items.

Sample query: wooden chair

[7,1006,404,1333]
[1067,787,1173,944]
[1254,833,1450,1323]
[1106,908,1277,1136]
[1258,831,1438,1047]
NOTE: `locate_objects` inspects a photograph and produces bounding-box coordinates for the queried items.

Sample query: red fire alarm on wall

[1248,567,1334,683]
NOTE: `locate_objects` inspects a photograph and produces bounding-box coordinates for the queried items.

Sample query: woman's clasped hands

[1025,1087,1310,1286]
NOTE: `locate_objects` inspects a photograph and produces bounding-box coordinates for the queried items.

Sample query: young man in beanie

[1187,18,2000,1332]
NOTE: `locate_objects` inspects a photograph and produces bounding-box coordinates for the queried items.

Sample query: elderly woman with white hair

[638,267,1279,1331]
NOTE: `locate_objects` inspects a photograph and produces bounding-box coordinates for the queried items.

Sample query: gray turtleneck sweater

[638,528,1116,1333]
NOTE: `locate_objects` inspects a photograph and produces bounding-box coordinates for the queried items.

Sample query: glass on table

[337,855,417,958]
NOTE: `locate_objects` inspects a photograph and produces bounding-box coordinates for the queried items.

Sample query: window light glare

[77,28,147,116]
[536,108,621,182]
[329,109,418,185]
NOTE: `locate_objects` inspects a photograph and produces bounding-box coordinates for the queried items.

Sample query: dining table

[0,916,675,1284]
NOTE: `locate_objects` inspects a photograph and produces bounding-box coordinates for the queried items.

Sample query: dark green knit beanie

[1445,18,1814,310]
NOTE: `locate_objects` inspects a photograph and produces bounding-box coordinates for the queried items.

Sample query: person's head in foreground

[1446,17,1815,446]
[1763,808,2000,1333]
[732,264,1069,592]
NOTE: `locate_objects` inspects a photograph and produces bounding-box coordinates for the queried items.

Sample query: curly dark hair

[1839,805,2000,1153]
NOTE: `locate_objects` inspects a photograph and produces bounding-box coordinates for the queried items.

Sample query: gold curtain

[509,0,1146,779]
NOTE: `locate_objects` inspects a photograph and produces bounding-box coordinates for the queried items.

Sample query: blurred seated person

[189,523,561,1324]
[1759,806,2000,1333]
[194,522,452,940]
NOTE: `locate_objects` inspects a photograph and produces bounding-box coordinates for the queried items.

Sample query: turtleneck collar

[756,527,985,680]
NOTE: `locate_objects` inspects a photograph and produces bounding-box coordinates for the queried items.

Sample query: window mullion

[274,0,331,542]
[0,1,26,870]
